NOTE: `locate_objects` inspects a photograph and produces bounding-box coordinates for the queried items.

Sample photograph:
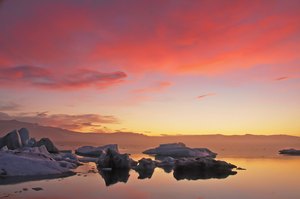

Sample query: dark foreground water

[0,156,299,199]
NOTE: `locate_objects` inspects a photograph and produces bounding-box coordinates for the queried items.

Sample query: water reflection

[173,168,237,180]
[98,166,236,186]
[135,168,155,179]
[98,169,130,186]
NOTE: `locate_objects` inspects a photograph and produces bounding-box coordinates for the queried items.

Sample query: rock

[0,130,22,150]
[52,152,80,166]
[173,157,237,180]
[78,157,99,163]
[20,146,53,160]
[0,146,8,151]
[143,143,217,158]
[157,156,176,167]
[27,138,36,147]
[133,158,156,179]
[279,148,300,156]
[35,138,59,153]
[135,158,156,171]
[0,150,75,177]
[75,144,118,157]
[97,148,133,169]
[18,128,29,146]
[32,187,43,191]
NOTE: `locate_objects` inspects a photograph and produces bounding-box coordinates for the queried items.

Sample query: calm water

[0,156,299,199]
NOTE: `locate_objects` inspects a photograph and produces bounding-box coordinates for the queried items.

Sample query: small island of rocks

[0,128,239,185]
[279,148,300,156]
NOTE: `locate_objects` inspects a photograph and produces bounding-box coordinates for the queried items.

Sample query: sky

[0,0,299,135]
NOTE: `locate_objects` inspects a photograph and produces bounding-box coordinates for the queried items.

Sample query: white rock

[143,143,217,158]
[0,151,73,177]
[75,144,118,157]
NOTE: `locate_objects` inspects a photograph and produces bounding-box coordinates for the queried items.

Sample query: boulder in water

[143,143,217,158]
[97,148,133,169]
[75,144,118,157]
[279,148,300,156]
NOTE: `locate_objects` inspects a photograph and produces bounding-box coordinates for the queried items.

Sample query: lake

[0,155,299,199]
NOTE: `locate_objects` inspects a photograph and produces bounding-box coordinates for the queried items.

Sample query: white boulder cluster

[143,142,217,158]
[0,129,80,180]
[0,128,238,184]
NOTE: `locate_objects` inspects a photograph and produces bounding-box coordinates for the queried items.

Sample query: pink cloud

[0,66,127,90]
[0,0,299,80]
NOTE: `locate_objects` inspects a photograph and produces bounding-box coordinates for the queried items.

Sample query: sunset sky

[0,0,299,135]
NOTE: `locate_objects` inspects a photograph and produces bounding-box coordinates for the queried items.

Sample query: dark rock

[27,138,36,147]
[135,158,156,171]
[156,157,176,173]
[97,148,132,169]
[0,130,22,150]
[0,168,7,177]
[279,148,300,156]
[18,128,29,146]
[32,187,43,191]
[35,138,59,153]
[133,158,156,179]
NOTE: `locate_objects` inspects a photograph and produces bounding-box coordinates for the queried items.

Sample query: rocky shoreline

[1,128,238,185]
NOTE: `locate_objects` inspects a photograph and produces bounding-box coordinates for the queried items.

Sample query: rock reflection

[98,169,130,186]
[173,168,237,180]
[135,168,155,179]
[160,166,173,173]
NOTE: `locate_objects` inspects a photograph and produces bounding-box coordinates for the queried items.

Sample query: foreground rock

[0,130,22,150]
[0,129,79,183]
[75,144,118,157]
[0,147,76,178]
[143,143,217,158]
[279,148,300,156]
[173,157,237,180]
[0,128,59,154]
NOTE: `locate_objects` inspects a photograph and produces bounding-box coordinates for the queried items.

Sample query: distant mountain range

[1,119,300,157]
